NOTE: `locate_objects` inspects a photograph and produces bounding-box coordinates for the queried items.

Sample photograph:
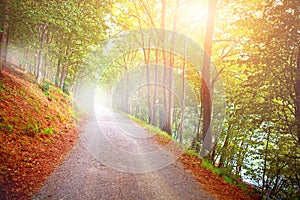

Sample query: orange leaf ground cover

[0,65,79,199]
[152,131,259,200]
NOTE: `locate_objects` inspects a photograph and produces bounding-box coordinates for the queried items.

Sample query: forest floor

[0,64,79,199]
[0,64,258,199]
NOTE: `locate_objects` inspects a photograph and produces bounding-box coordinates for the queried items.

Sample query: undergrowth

[123,112,172,141]
[121,111,253,195]
[201,159,251,192]
[41,80,51,96]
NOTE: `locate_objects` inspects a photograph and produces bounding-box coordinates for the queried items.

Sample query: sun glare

[180,1,208,22]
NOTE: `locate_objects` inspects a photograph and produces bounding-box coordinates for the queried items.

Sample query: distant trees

[0,0,111,91]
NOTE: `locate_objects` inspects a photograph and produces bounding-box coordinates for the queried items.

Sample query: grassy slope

[0,64,79,199]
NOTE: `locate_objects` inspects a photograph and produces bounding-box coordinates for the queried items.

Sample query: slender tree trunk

[4,30,9,62]
[24,48,29,71]
[37,23,47,84]
[60,65,67,89]
[166,0,180,136]
[160,0,169,132]
[55,58,61,86]
[165,51,174,135]
[44,54,47,80]
[34,52,38,75]
[133,2,152,122]
[162,52,168,132]
[295,47,300,144]
[192,105,202,151]
[179,48,186,144]
[60,45,70,89]
[0,30,5,73]
[146,48,152,123]
[262,128,271,199]
[44,30,52,80]
[200,0,217,157]
[0,0,8,74]
[151,48,159,126]
[218,123,232,168]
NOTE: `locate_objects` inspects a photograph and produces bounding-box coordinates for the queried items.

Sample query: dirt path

[33,106,215,200]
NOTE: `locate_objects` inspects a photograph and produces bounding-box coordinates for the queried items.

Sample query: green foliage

[186,149,199,157]
[0,123,14,133]
[41,127,53,135]
[124,112,172,141]
[201,159,248,190]
[0,81,3,92]
[41,81,51,96]
[25,119,41,136]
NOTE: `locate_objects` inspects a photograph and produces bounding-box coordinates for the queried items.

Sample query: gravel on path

[33,106,215,200]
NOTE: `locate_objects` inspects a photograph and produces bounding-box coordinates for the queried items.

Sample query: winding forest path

[33,105,214,200]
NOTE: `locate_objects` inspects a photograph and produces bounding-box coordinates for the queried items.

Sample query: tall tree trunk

[262,128,271,198]
[133,2,152,122]
[55,58,61,86]
[59,45,70,89]
[218,123,232,168]
[37,23,47,84]
[44,30,52,80]
[34,51,38,75]
[24,48,29,71]
[146,48,151,123]
[295,47,300,144]
[60,65,67,89]
[0,0,8,74]
[179,58,186,143]
[4,29,9,62]
[200,0,217,157]
[160,0,169,132]
[0,30,5,73]
[151,48,159,126]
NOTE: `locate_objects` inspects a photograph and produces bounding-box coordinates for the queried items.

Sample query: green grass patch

[186,149,199,157]
[124,112,172,139]
[201,159,250,192]
[41,127,53,135]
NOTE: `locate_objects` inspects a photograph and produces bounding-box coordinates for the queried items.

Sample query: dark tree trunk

[60,65,67,89]
[295,47,300,144]
[200,0,217,157]
[0,0,8,74]
[0,30,5,73]
[218,123,232,168]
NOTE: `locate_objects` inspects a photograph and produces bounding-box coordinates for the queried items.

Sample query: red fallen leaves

[178,153,259,200]
[0,65,79,199]
[145,122,258,199]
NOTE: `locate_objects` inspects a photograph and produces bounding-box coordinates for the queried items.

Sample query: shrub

[42,81,50,96]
